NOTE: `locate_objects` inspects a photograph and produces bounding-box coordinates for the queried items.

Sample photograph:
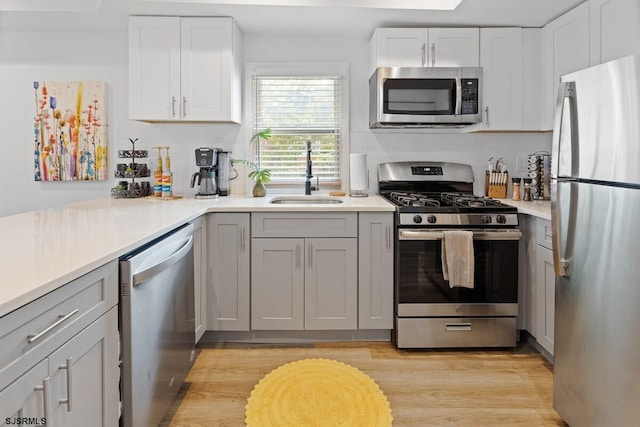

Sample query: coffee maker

[191,148,218,199]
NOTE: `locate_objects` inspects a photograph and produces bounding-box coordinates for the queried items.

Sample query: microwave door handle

[455,78,462,115]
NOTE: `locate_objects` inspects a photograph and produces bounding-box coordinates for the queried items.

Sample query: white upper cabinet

[590,0,640,66]
[369,27,479,75]
[129,16,242,123]
[540,2,590,130]
[479,28,523,131]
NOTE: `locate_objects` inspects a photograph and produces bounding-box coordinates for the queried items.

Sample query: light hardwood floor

[162,341,567,427]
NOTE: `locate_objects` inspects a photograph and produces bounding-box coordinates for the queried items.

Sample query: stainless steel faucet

[305,140,318,195]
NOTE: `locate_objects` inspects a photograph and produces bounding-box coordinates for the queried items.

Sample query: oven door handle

[399,230,522,241]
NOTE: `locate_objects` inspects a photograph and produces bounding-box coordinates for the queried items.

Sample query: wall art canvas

[33,81,108,181]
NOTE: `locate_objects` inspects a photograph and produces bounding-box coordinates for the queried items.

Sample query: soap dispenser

[152,146,163,197]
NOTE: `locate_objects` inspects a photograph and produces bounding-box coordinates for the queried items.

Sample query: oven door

[396,229,520,317]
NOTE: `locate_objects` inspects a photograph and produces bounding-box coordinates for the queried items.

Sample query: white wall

[0,21,551,217]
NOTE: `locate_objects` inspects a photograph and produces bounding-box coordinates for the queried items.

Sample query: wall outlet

[516,156,527,173]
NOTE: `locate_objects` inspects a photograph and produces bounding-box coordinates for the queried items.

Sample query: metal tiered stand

[110,138,153,198]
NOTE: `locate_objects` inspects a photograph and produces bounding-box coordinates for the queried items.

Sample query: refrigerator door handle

[551,180,578,278]
[551,81,578,179]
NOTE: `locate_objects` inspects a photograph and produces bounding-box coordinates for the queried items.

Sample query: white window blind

[253,76,342,185]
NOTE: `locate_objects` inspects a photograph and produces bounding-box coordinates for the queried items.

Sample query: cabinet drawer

[396,317,517,348]
[0,260,118,389]
[536,218,553,250]
[252,212,357,238]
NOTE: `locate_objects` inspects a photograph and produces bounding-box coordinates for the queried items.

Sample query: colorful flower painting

[33,81,108,181]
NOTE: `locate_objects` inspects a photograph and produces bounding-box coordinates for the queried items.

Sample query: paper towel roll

[349,153,368,197]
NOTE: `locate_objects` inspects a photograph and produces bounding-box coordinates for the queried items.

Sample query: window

[251,68,346,188]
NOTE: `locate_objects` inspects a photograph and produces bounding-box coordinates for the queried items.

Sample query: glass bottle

[511,177,521,201]
[523,178,532,201]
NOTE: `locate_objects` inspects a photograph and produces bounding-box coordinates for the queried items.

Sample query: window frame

[244,62,350,193]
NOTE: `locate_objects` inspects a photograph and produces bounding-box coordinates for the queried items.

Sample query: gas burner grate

[389,192,441,207]
[440,192,505,208]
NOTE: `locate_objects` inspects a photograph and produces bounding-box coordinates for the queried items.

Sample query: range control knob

[427,215,437,224]
[413,215,423,224]
[482,215,493,224]
[496,215,507,224]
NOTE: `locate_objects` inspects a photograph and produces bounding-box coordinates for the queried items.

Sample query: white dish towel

[441,230,475,289]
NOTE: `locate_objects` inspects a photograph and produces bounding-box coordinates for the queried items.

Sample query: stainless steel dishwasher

[119,223,195,427]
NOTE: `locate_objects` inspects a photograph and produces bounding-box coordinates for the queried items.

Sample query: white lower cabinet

[251,237,358,330]
[193,216,207,342]
[535,219,555,355]
[206,213,251,331]
[250,212,358,331]
[519,215,555,359]
[49,308,119,426]
[358,213,394,329]
[0,261,119,426]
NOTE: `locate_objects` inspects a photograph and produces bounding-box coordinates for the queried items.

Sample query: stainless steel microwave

[369,67,482,128]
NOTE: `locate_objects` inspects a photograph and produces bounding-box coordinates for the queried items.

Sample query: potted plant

[233,129,273,197]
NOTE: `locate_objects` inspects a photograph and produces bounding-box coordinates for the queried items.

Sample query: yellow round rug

[245,358,393,427]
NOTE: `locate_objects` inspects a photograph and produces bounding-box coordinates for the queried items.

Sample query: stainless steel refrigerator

[551,53,640,426]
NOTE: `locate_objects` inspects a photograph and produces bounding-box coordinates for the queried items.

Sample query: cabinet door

[540,2,590,129]
[181,18,238,122]
[49,307,119,426]
[371,28,428,69]
[305,238,358,330]
[207,213,250,331]
[428,28,480,67]
[192,216,207,342]
[535,244,555,356]
[480,28,523,130]
[358,213,394,330]
[0,360,48,425]
[128,16,181,121]
[590,0,640,65]
[252,238,304,330]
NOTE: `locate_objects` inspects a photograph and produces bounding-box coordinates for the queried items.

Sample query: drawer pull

[59,357,73,411]
[27,309,79,344]
[446,322,472,331]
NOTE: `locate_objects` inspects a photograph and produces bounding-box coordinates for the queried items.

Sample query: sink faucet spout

[305,140,315,195]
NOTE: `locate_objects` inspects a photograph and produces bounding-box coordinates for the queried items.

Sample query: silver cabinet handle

[484,106,490,126]
[59,357,73,411]
[28,309,79,344]
[171,96,176,117]
[446,323,472,331]
[308,242,313,269]
[296,244,301,269]
[240,227,245,253]
[431,43,436,67]
[386,226,391,251]
[35,377,51,421]
[182,96,187,117]
[421,43,426,67]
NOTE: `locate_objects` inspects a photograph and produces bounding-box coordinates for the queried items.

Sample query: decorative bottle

[162,147,173,198]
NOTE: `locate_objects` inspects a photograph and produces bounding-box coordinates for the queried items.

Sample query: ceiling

[0,0,587,36]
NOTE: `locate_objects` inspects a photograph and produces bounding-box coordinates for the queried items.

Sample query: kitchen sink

[269,196,344,204]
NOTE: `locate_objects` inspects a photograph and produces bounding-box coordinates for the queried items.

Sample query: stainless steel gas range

[378,161,521,349]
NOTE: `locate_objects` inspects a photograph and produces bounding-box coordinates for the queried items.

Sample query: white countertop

[0,193,395,317]
[500,199,552,221]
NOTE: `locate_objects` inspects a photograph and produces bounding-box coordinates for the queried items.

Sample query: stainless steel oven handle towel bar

[399,230,522,241]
